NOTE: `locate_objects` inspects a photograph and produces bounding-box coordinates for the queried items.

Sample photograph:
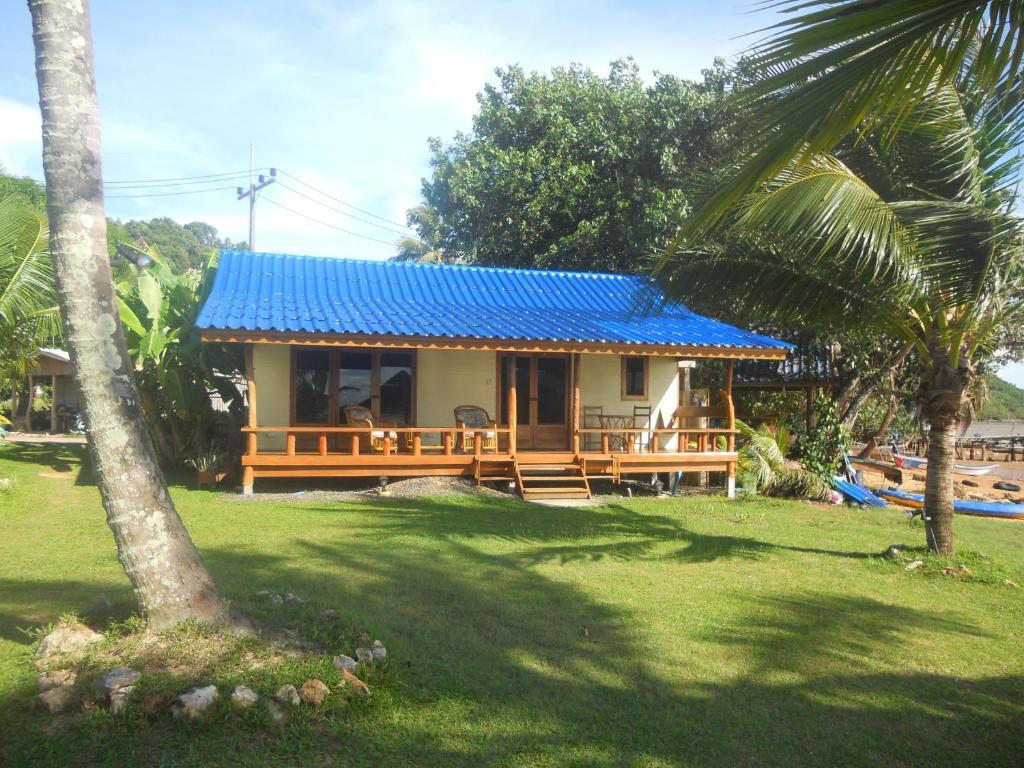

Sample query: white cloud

[0,97,42,176]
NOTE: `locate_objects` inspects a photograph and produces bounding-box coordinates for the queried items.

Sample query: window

[621,356,648,400]
[292,349,415,427]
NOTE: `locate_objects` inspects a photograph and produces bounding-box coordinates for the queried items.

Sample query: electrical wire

[276,169,414,231]
[275,181,413,237]
[104,184,241,199]
[260,196,401,247]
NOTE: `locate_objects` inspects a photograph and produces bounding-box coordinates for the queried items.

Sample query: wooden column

[243,344,256,494]
[725,359,736,498]
[50,375,58,433]
[507,355,517,455]
[25,376,35,431]
[571,352,581,454]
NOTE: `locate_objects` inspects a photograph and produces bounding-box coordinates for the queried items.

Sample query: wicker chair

[453,405,498,453]
[343,405,398,453]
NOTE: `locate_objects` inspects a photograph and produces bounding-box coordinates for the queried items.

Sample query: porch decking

[241,425,739,500]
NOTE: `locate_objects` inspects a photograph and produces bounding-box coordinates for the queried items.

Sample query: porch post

[243,343,256,495]
[25,375,35,432]
[506,355,517,456]
[725,359,736,499]
[50,375,58,432]
[571,352,580,454]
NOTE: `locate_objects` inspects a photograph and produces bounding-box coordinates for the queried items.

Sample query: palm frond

[0,196,56,332]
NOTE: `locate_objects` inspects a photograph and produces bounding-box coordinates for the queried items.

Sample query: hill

[978,374,1024,420]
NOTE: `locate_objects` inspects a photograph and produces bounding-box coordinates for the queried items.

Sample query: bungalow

[196,250,790,500]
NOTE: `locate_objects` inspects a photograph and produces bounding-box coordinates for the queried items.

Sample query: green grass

[1,441,1023,767]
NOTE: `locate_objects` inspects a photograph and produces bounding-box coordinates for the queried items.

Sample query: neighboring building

[10,348,81,432]
[197,250,790,499]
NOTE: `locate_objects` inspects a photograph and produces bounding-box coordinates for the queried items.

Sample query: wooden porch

[240,348,740,500]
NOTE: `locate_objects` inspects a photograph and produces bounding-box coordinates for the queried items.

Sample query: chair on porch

[632,404,652,452]
[343,405,398,453]
[582,405,603,451]
[453,405,498,453]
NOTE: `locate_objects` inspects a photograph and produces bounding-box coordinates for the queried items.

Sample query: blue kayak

[877,488,1024,519]
[833,478,888,507]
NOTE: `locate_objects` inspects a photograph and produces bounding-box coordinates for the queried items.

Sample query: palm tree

[659,66,1024,556]
[677,0,1024,237]
[28,0,231,629]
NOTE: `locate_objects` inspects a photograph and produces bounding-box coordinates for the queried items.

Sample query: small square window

[621,356,647,400]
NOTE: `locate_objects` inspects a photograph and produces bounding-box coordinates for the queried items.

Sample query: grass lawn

[1,441,1023,767]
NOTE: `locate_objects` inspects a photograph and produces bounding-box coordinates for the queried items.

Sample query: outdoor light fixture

[115,242,153,269]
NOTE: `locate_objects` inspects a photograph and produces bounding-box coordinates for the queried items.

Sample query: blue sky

[2,1,1022,387]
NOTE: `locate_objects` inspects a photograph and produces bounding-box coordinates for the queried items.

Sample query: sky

[2,1,1022,388]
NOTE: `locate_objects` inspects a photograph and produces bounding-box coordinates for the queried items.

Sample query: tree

[28,0,230,630]
[107,216,241,271]
[659,63,1024,556]
[414,59,742,272]
[676,0,1024,238]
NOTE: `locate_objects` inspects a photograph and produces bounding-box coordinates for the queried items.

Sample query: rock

[320,608,339,620]
[283,592,308,606]
[275,684,300,707]
[0,477,11,490]
[942,565,971,577]
[298,678,330,705]
[994,481,1022,492]
[94,666,140,698]
[109,685,133,716]
[38,668,77,692]
[339,668,370,697]
[371,640,387,660]
[962,479,979,487]
[265,700,286,724]
[1004,579,1019,588]
[170,685,219,720]
[36,686,75,714]
[333,654,358,674]
[257,590,283,605]
[231,685,258,707]
[905,560,925,571]
[882,545,906,560]
[35,620,102,660]
[355,646,374,664]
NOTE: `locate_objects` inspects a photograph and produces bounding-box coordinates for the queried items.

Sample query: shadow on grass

[2,495,1020,766]
[0,441,95,486]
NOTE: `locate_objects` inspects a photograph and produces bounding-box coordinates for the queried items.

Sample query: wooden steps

[514,461,591,501]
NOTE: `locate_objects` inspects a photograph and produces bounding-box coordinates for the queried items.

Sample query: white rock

[355,647,373,664]
[905,560,925,571]
[231,685,258,706]
[35,620,102,660]
[38,668,77,692]
[333,654,358,674]
[36,686,74,714]
[110,685,133,716]
[371,640,387,660]
[320,608,339,620]
[94,666,140,697]
[275,683,300,707]
[171,685,219,720]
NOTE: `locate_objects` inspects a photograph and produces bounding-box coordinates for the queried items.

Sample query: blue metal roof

[197,249,790,352]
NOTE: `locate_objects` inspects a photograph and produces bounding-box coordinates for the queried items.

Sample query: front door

[500,354,569,450]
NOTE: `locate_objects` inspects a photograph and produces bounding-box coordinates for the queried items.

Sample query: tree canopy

[411,58,742,272]
[107,216,244,272]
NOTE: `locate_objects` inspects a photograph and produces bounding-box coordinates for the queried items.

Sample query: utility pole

[236,144,276,250]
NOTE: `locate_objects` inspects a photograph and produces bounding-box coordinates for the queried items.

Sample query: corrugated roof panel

[196,249,791,351]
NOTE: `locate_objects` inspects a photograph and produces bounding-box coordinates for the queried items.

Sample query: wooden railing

[241,426,512,458]
[575,428,736,454]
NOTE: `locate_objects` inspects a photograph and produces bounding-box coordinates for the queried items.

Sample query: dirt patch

[231,475,508,503]
[377,476,506,498]
[39,470,75,480]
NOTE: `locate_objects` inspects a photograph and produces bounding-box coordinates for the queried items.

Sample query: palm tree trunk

[922,418,956,557]
[29,0,230,631]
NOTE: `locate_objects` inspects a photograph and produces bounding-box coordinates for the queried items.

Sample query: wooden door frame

[497,352,570,450]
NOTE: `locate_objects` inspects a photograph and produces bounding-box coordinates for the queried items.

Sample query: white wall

[253,344,290,451]
[578,354,680,449]
[416,349,497,444]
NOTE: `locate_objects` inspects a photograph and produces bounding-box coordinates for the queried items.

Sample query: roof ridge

[219,248,646,282]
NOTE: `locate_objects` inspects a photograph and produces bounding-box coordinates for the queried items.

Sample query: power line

[276,181,413,237]
[102,174,255,189]
[261,196,401,247]
[104,169,267,185]
[276,169,414,231]
[105,184,241,199]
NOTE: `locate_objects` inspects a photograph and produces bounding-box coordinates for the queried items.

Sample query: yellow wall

[578,354,680,448]
[416,349,497,444]
[253,344,290,451]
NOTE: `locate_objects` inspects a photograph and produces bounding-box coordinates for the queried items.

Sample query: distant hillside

[978,374,1024,420]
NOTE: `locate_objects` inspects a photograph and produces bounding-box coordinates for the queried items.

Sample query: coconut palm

[677,0,1024,236]
[659,64,1024,556]
[0,194,57,333]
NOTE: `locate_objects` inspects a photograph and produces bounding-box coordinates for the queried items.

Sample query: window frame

[620,355,649,401]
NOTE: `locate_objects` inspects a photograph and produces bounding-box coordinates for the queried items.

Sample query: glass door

[500,354,569,450]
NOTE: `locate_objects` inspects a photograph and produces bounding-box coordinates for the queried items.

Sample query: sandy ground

[3,432,86,444]
[856,458,1024,503]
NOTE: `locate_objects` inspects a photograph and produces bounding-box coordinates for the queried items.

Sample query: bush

[797,395,851,481]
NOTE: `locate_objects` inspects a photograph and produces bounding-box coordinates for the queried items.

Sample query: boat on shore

[893,456,1000,476]
[876,488,1024,519]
